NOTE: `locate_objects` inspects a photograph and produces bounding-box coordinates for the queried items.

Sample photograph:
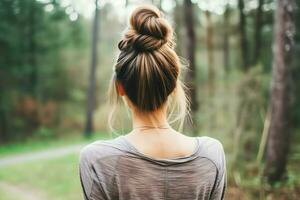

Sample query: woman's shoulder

[196,136,226,170]
[79,136,126,166]
[197,136,224,150]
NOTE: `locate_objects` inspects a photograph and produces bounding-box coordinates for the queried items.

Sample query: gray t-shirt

[79,135,226,200]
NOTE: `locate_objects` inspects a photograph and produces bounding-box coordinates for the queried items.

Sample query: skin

[116,82,198,159]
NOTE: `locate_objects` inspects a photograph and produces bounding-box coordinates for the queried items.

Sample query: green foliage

[33,127,54,138]
[0,0,87,142]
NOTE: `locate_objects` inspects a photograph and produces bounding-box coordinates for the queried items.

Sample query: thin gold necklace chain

[133,124,171,130]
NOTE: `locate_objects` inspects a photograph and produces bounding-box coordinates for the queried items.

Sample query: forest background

[0,0,299,199]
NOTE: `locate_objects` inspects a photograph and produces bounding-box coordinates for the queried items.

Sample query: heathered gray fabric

[79,135,226,200]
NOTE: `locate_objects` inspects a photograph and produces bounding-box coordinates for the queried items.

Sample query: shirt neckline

[118,135,201,163]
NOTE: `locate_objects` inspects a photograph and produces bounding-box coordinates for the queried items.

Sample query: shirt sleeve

[79,147,107,200]
[210,140,227,200]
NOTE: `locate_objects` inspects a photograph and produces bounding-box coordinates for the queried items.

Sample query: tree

[291,0,300,131]
[29,0,37,96]
[183,0,198,129]
[238,0,249,70]
[253,0,264,64]
[205,10,215,95]
[84,0,100,137]
[159,0,162,10]
[264,0,294,184]
[173,0,184,56]
[223,3,230,72]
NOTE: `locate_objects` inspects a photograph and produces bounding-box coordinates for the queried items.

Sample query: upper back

[79,136,226,200]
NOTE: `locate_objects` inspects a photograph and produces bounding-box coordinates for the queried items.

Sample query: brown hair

[108,5,190,132]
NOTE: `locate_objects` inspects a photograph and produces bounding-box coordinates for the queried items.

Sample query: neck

[131,106,169,129]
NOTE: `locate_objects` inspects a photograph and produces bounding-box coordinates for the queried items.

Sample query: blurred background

[0,0,299,199]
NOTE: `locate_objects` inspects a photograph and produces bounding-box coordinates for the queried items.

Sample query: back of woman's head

[108,5,190,131]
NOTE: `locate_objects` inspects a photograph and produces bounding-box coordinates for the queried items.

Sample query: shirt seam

[87,155,122,200]
[195,156,223,199]
[164,166,168,200]
[89,165,109,200]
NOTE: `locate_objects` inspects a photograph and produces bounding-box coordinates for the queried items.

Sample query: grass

[0,187,23,200]
[0,153,81,200]
[0,132,110,158]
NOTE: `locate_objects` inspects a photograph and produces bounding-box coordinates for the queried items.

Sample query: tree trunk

[84,0,100,137]
[28,0,40,130]
[157,0,162,10]
[174,0,183,56]
[0,99,9,143]
[223,4,230,72]
[238,0,249,70]
[264,0,294,184]
[29,1,37,96]
[253,0,264,64]
[205,11,214,96]
[183,0,198,129]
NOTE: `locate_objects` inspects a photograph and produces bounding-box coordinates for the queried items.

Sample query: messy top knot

[119,5,173,52]
[108,5,189,131]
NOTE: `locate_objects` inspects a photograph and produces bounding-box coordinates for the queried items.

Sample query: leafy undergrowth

[225,132,300,200]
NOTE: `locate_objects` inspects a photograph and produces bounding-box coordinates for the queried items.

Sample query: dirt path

[0,144,83,167]
[0,181,48,200]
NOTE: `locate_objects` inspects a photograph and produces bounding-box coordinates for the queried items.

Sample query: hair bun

[119,5,173,52]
